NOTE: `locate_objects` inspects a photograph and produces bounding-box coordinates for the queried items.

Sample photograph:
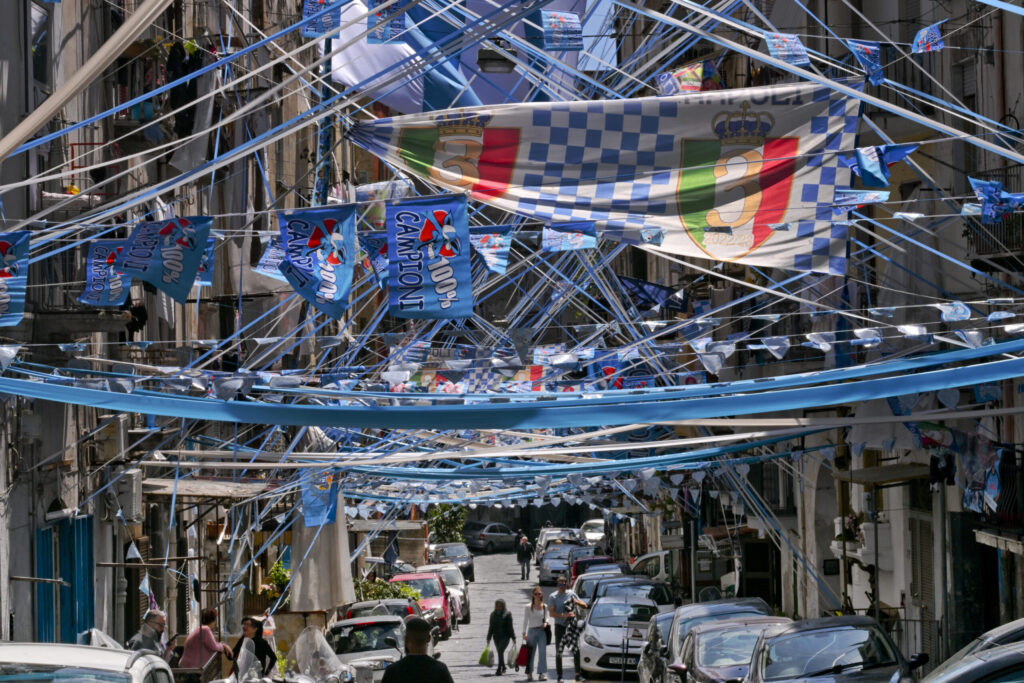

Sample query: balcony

[967,165,1024,270]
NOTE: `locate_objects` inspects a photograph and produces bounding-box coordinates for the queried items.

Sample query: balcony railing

[968,165,1024,257]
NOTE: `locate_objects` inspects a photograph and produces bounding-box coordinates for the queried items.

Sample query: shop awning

[841,464,929,486]
[142,478,276,499]
[975,529,1024,555]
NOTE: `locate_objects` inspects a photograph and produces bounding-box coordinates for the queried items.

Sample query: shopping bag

[479,643,493,667]
[507,642,517,668]
[515,643,529,668]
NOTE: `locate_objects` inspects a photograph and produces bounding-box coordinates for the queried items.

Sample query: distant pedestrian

[549,575,587,682]
[517,536,534,580]
[486,599,515,676]
[382,616,454,683]
[179,608,233,681]
[232,617,276,677]
[126,609,173,660]
[522,586,549,681]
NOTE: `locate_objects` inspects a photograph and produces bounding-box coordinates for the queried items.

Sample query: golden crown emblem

[435,112,491,138]
[711,101,775,146]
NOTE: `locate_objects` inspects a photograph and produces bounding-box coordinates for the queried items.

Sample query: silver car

[539,544,574,585]
[463,521,517,553]
[328,615,406,682]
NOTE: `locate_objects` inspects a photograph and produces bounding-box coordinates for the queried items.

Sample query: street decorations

[114,216,212,303]
[79,239,132,307]
[277,204,357,319]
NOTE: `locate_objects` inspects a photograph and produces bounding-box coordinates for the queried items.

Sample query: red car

[570,555,616,583]
[389,572,452,639]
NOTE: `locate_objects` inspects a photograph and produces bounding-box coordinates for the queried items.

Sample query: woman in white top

[522,585,549,681]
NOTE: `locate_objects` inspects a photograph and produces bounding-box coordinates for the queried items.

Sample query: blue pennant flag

[468,225,514,275]
[526,10,584,51]
[912,20,946,53]
[765,32,811,66]
[542,222,597,252]
[300,474,339,527]
[840,143,919,187]
[79,240,132,307]
[847,40,885,85]
[386,195,473,319]
[0,232,29,327]
[367,0,408,43]
[115,217,212,304]
[301,0,344,38]
[618,275,688,313]
[968,176,1024,224]
[253,237,289,282]
[277,205,356,319]
[832,188,890,213]
[195,237,215,287]
[359,234,390,287]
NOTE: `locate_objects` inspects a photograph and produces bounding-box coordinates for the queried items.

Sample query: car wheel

[441,625,452,640]
[463,607,471,624]
[486,541,495,553]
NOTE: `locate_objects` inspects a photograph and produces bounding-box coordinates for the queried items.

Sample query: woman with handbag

[486,599,515,676]
[522,586,550,681]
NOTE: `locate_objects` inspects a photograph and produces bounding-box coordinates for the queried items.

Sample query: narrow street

[436,551,583,682]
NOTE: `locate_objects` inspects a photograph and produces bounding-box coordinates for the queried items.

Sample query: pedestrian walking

[486,598,516,676]
[126,609,173,659]
[548,575,587,682]
[232,617,277,677]
[517,536,534,580]
[382,616,454,683]
[179,608,233,679]
[522,585,549,681]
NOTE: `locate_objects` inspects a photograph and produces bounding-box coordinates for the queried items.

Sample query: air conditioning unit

[93,414,128,464]
[115,468,144,524]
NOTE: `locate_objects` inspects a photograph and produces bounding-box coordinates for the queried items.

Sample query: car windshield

[762,626,898,681]
[440,568,464,587]
[589,602,660,628]
[440,544,469,558]
[696,625,768,668]
[579,574,619,600]
[350,602,410,618]
[329,622,403,654]
[544,546,573,560]
[674,611,765,652]
[658,615,673,642]
[0,665,130,682]
[603,583,672,604]
[464,522,486,532]
[395,577,441,598]
[582,521,603,533]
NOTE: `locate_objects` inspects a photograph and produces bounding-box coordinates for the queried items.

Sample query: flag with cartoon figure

[468,225,514,275]
[541,222,597,252]
[195,237,216,287]
[79,240,132,307]
[0,232,29,327]
[115,217,212,303]
[359,234,390,286]
[277,205,356,319]
[385,194,472,319]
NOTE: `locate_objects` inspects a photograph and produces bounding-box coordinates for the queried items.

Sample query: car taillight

[407,606,414,614]
[346,610,353,618]
[480,534,486,539]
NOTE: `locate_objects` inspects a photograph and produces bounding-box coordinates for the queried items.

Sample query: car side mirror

[908,652,929,670]
[669,663,687,682]
[384,637,398,648]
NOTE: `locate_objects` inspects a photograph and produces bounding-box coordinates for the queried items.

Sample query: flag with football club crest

[79,240,132,307]
[277,205,356,319]
[385,194,472,319]
[115,216,212,303]
[0,231,29,327]
[349,80,861,276]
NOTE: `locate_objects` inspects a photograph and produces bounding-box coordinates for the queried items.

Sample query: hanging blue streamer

[367,0,409,42]
[301,0,344,37]
[846,40,885,85]
[277,205,357,319]
[114,217,211,304]
[195,237,216,287]
[765,32,810,66]
[0,232,29,327]
[253,237,290,283]
[912,20,946,53]
[359,234,390,287]
[541,222,597,252]
[79,240,132,307]
[300,474,339,526]
[386,194,473,319]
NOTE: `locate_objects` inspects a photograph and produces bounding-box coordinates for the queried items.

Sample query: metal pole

[312,37,334,206]
[873,490,880,625]
[938,482,949,662]
[689,520,696,603]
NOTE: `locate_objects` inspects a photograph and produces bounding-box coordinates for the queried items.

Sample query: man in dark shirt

[382,617,453,683]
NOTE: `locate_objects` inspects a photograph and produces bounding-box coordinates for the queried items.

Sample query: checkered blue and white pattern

[349,81,861,276]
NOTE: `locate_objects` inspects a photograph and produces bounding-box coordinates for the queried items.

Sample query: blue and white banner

[848,40,885,85]
[0,232,29,327]
[765,32,810,66]
[359,234,390,286]
[526,10,584,51]
[115,217,212,304]
[253,237,289,282]
[300,474,338,527]
[912,20,946,53]
[195,237,215,287]
[386,194,473,319]
[277,205,356,319]
[541,222,597,252]
[301,0,343,38]
[468,225,514,275]
[367,0,408,43]
[79,240,132,307]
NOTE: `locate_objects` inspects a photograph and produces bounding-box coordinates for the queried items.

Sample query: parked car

[428,542,475,581]
[463,521,517,553]
[571,555,616,583]
[922,641,1024,682]
[389,572,453,639]
[745,616,928,682]
[535,528,583,563]
[663,598,773,683]
[928,616,1024,678]
[669,616,790,683]
[362,555,416,580]
[578,596,661,676]
[581,518,606,547]
[575,570,627,605]
[595,578,676,613]
[0,642,173,682]
[337,598,425,621]
[327,615,405,681]
[568,544,598,566]
[539,544,574,585]
[638,611,676,683]
[418,563,471,624]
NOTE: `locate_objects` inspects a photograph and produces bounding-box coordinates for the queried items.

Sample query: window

[30,2,52,88]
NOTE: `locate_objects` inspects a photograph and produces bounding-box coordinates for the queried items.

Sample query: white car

[417,563,471,624]
[581,518,606,546]
[0,642,174,682]
[538,545,574,585]
[578,596,660,677]
[328,615,405,682]
[534,528,583,564]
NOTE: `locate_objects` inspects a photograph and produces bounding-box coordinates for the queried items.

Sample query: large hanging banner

[115,217,212,303]
[385,194,473,319]
[79,240,132,307]
[348,81,860,275]
[277,205,356,319]
[0,232,29,327]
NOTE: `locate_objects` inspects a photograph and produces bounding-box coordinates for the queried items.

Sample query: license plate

[608,657,637,665]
